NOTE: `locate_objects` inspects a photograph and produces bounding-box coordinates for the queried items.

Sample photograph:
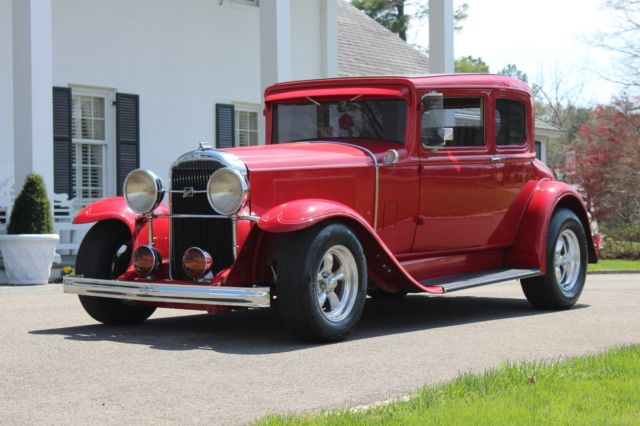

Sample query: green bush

[7,174,54,234]
[600,224,640,260]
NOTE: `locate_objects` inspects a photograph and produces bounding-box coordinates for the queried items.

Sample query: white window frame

[70,86,116,203]
[233,102,261,147]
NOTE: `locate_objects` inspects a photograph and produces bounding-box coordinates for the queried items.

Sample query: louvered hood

[221,142,373,172]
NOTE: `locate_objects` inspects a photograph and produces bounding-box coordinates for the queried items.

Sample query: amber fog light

[132,245,161,277]
[182,247,213,280]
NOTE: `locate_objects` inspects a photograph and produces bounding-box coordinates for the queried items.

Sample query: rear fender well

[507,181,596,272]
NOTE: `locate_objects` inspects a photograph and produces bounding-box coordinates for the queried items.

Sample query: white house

[0,0,554,253]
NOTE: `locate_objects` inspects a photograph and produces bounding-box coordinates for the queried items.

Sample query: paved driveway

[1,274,638,425]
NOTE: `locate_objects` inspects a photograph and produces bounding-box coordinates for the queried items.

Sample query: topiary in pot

[0,173,59,285]
[7,174,54,234]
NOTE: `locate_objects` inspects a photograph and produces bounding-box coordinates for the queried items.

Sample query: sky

[410,0,624,105]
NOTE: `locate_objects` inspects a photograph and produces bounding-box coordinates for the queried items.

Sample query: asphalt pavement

[1,274,638,425]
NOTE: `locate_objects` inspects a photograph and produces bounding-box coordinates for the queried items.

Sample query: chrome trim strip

[63,276,271,308]
[166,189,208,194]
[310,142,379,230]
[170,149,248,177]
[153,213,258,221]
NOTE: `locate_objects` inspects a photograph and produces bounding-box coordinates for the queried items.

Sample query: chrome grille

[170,160,234,279]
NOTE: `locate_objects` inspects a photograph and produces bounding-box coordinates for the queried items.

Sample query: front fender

[507,180,597,273]
[73,197,170,257]
[73,197,138,232]
[255,199,444,294]
[257,199,368,233]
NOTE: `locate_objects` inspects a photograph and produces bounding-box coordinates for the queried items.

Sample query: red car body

[65,75,597,340]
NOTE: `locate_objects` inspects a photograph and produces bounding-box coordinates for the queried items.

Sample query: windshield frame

[269,95,410,146]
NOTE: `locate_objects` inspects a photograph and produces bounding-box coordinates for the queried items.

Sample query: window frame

[494,98,527,147]
[233,102,260,147]
[70,86,116,203]
[418,89,491,158]
[492,90,532,156]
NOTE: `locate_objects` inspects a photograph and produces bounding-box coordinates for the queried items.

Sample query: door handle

[490,156,500,162]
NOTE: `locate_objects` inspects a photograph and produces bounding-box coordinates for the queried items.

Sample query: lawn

[255,346,640,425]
[589,259,640,271]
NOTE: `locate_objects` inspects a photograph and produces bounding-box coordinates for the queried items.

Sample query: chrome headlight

[123,169,165,214]
[206,168,248,215]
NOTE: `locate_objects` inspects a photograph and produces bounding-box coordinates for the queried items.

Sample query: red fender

[73,197,170,260]
[507,180,597,273]
[257,199,444,294]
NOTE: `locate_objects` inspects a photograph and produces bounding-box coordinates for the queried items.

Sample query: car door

[412,89,502,253]
[488,92,537,246]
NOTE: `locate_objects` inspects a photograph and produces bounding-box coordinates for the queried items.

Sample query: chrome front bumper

[63,276,271,308]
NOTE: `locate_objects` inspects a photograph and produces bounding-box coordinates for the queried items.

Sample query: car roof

[265,74,532,97]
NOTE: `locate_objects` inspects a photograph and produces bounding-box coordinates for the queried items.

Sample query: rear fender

[507,180,597,273]
[73,197,170,259]
[252,199,443,294]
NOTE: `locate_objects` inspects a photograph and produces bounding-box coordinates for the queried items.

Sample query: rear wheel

[76,221,156,325]
[521,209,587,309]
[277,223,367,342]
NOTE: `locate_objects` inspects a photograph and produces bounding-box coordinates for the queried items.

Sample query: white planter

[0,234,60,285]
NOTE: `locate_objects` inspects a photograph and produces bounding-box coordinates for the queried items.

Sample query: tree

[590,0,640,93]
[351,0,469,41]
[498,64,528,83]
[567,96,640,227]
[454,56,489,73]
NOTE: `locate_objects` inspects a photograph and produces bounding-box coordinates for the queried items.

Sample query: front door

[413,89,501,253]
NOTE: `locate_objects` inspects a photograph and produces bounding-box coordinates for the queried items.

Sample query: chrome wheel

[315,245,359,322]
[554,229,582,295]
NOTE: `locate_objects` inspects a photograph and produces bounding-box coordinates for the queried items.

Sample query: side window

[422,97,484,148]
[495,99,526,146]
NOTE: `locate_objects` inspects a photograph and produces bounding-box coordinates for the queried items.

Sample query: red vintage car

[64,75,598,342]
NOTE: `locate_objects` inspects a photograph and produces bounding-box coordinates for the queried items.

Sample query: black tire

[367,285,407,299]
[277,222,367,342]
[521,209,588,309]
[76,221,156,325]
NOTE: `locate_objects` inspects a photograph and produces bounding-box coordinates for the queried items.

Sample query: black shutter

[215,103,235,148]
[116,93,140,195]
[52,87,73,196]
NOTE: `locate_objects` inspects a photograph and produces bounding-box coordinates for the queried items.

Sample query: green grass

[589,259,640,271]
[255,346,640,425]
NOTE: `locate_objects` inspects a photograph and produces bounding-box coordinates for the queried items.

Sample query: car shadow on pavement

[30,293,589,354]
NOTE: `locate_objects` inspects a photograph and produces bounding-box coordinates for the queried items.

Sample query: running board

[420,268,541,293]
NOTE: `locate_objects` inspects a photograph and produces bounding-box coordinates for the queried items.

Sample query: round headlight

[206,168,248,216]
[123,169,165,214]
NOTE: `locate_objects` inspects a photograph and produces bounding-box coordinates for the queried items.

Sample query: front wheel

[277,223,367,342]
[521,209,588,309]
[76,221,156,325]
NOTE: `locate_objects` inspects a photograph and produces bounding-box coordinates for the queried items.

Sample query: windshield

[272,98,407,144]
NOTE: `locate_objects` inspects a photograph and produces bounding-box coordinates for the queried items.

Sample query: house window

[235,106,259,147]
[535,140,542,160]
[72,94,106,202]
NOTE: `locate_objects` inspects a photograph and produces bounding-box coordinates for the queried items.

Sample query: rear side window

[495,99,526,146]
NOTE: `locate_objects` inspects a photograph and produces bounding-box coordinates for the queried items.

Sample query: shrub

[599,224,640,260]
[7,174,54,234]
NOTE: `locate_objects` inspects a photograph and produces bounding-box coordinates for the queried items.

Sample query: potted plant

[0,174,59,285]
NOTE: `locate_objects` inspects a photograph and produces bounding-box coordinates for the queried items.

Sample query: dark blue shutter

[216,103,235,148]
[116,93,140,195]
[52,87,73,196]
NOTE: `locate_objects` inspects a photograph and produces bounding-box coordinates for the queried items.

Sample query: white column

[260,0,292,90]
[428,0,454,74]
[322,0,337,77]
[12,0,54,196]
